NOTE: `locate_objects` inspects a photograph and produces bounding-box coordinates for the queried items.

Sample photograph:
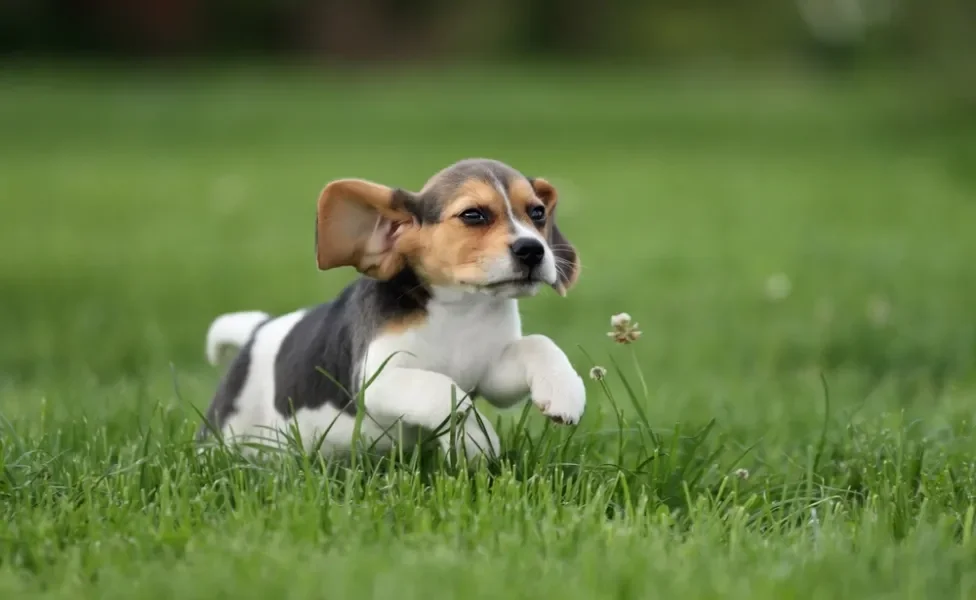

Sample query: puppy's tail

[205,311,271,366]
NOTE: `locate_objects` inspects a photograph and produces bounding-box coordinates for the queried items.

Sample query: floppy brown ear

[530,177,580,296]
[315,178,415,280]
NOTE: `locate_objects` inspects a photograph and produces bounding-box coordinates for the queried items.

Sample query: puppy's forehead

[423,159,524,194]
[416,159,531,217]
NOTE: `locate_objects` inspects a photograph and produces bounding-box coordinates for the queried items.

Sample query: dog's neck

[428,285,514,308]
[371,267,430,308]
[374,267,516,311]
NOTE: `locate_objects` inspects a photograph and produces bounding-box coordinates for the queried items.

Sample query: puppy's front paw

[531,369,586,426]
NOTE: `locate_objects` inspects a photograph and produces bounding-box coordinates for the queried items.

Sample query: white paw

[531,369,586,426]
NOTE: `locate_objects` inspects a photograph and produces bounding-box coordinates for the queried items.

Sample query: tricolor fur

[198,158,584,462]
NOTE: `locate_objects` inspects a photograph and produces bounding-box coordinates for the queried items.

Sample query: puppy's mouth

[470,278,544,299]
[481,276,542,289]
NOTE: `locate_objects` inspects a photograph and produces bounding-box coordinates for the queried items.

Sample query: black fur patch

[197,328,265,441]
[272,268,430,419]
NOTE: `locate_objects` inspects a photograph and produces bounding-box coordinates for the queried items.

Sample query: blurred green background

[3,4,976,597]
[1,0,975,440]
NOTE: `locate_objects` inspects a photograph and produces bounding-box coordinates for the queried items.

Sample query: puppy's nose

[510,238,545,268]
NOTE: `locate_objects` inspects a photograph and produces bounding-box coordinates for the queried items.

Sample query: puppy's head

[315,158,579,298]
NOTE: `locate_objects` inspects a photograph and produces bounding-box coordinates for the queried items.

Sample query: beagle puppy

[197,158,585,462]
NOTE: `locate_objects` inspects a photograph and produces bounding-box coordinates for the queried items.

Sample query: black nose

[510,238,545,268]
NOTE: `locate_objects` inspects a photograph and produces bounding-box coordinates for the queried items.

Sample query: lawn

[1,63,976,599]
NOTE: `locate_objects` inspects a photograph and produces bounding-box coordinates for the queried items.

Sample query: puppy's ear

[315,178,417,280]
[530,177,580,296]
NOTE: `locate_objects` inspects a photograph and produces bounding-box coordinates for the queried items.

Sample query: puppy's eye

[528,205,546,224]
[459,208,489,226]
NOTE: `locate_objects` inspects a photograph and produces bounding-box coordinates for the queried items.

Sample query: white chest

[363,296,522,391]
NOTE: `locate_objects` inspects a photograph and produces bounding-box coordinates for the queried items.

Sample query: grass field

[2,64,976,598]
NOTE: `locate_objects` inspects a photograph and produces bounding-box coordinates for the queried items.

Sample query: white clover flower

[589,366,607,381]
[610,313,632,328]
[608,313,641,344]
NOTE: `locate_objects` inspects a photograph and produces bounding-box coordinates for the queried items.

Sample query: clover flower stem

[594,374,625,466]
[630,345,649,400]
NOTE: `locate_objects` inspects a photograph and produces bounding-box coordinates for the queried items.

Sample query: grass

[2,63,976,598]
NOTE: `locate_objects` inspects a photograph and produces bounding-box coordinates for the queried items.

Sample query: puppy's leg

[477,334,586,425]
[363,367,500,461]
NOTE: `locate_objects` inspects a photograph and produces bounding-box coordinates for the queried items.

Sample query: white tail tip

[205,311,271,365]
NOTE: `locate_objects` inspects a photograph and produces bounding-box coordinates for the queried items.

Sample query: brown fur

[315,179,411,280]
[409,179,512,286]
